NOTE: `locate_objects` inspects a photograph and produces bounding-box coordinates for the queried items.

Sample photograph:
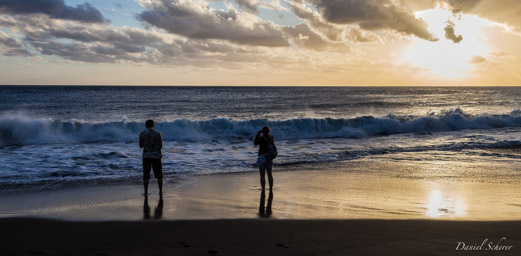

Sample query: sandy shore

[1,161,521,220]
[1,218,521,255]
[2,160,521,255]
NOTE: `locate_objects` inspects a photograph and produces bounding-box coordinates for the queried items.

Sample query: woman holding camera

[254,126,275,192]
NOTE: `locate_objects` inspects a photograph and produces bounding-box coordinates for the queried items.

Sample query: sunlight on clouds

[402,4,503,79]
[3,0,521,85]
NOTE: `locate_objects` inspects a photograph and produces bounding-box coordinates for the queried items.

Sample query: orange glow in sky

[1,0,521,85]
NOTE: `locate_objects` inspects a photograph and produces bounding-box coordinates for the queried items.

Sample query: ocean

[2,86,521,192]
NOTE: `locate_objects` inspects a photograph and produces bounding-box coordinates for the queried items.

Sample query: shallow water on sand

[1,157,520,221]
[2,86,521,201]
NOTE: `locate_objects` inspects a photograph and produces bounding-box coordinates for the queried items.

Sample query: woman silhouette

[254,126,274,191]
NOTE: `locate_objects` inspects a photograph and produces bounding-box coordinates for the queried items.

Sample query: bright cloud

[1,0,521,85]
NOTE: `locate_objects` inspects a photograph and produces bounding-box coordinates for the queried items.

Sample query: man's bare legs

[158,178,163,198]
[144,178,163,198]
[143,179,149,197]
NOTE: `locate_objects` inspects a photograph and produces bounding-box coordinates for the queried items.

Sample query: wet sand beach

[1,158,521,255]
[1,158,521,221]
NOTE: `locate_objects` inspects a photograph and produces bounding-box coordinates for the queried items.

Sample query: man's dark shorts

[143,158,162,180]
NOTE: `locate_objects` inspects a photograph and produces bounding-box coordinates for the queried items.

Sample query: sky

[1,0,521,86]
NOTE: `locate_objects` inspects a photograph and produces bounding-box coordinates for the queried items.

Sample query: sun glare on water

[403,4,497,79]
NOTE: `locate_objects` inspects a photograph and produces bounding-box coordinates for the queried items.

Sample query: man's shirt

[139,128,163,159]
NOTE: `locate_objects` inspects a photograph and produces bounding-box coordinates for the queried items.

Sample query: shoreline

[2,161,521,221]
[2,156,521,255]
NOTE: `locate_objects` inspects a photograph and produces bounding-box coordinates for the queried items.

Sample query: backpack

[266,138,278,160]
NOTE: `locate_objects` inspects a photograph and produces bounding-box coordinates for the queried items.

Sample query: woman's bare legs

[266,166,273,191]
[259,167,266,191]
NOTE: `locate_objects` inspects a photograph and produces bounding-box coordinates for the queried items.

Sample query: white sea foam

[2,109,521,146]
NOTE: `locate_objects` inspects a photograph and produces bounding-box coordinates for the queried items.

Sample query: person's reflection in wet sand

[154,197,163,219]
[258,190,273,218]
[143,197,151,219]
[143,197,164,220]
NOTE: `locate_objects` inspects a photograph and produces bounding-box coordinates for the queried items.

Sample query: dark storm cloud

[302,0,437,41]
[138,0,289,47]
[0,0,106,23]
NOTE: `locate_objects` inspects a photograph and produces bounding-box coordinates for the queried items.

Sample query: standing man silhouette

[139,119,163,198]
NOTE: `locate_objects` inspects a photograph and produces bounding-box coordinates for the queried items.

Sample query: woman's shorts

[256,154,273,169]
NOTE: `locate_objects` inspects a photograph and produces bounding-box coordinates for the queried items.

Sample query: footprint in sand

[178,241,190,248]
[207,249,219,255]
[276,243,289,249]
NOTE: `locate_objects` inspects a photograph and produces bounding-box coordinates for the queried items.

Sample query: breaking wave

[2,108,521,146]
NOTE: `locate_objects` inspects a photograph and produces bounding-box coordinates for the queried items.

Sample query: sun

[402,4,493,79]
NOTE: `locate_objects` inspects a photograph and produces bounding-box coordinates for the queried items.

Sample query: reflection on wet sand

[144,197,164,220]
[258,191,273,218]
[426,187,467,218]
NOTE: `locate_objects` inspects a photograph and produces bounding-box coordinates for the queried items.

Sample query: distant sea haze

[1,86,521,191]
